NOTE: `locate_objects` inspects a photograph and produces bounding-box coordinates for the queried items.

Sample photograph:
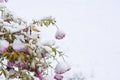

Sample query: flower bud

[55,30,65,40]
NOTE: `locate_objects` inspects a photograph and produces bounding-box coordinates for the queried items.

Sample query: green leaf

[25,75,31,80]
[9,73,17,79]
[2,52,10,57]
[13,53,19,60]
[0,72,2,76]
[22,74,31,80]
[52,48,57,55]
[0,22,3,26]
[2,68,6,78]
[40,23,43,26]
[32,27,40,32]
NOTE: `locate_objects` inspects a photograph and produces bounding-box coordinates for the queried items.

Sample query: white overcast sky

[3,0,120,80]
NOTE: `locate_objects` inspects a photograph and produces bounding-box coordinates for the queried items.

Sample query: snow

[43,40,55,46]
[55,62,71,74]
[12,39,26,52]
[3,22,26,33]
[0,39,9,53]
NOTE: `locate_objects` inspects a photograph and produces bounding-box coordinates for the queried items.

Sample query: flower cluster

[54,62,71,80]
[0,4,70,80]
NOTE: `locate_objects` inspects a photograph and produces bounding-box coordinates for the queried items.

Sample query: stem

[54,24,59,30]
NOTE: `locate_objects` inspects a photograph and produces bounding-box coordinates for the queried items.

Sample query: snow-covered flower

[54,74,63,80]
[12,39,27,53]
[55,62,71,74]
[0,39,9,53]
[36,71,44,80]
[55,30,65,40]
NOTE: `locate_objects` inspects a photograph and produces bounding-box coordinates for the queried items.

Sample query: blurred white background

[4,0,120,80]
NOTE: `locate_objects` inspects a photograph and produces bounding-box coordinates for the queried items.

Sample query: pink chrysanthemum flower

[0,39,9,53]
[54,74,63,80]
[55,30,65,40]
[36,71,44,80]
